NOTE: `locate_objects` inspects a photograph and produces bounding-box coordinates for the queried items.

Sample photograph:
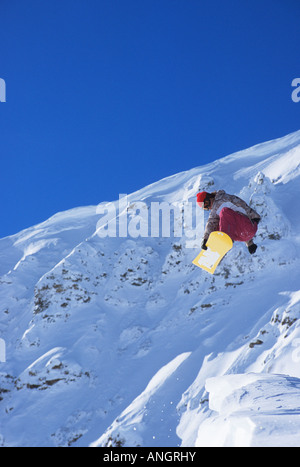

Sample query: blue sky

[0,0,299,238]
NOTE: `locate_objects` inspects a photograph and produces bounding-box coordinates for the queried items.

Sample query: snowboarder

[197,190,261,254]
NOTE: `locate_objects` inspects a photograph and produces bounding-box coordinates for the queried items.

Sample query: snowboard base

[192,231,233,274]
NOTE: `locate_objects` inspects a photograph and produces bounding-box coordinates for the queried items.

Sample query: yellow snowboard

[192,231,233,274]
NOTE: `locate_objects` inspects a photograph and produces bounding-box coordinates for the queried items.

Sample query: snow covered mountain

[1,129,300,447]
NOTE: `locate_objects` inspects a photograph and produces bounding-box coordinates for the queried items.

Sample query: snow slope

[1,129,300,447]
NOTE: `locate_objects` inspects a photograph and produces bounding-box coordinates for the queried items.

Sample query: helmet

[196,192,208,208]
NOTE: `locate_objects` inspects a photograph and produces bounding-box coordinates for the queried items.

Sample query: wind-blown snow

[196,373,300,447]
[1,129,300,447]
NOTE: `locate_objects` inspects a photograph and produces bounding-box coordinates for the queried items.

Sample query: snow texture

[1,129,300,447]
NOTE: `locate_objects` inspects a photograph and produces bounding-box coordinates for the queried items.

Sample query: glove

[248,243,257,255]
[201,239,208,250]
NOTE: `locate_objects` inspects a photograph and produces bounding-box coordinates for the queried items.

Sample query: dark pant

[219,207,258,242]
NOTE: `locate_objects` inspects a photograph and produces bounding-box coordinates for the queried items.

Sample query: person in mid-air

[197,190,261,254]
